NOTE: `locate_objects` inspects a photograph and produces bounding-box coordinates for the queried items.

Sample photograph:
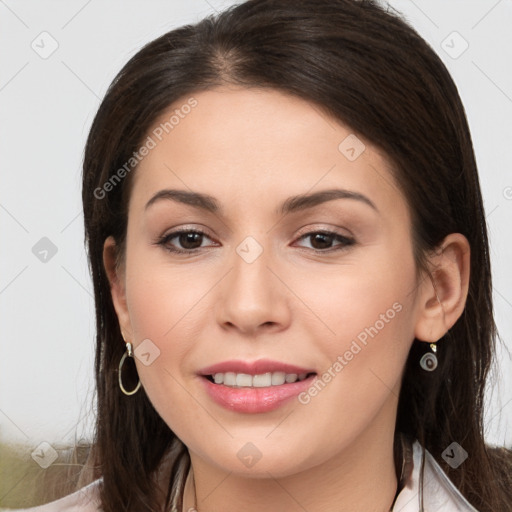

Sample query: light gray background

[1,0,511,449]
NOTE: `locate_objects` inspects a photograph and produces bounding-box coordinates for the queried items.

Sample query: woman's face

[111,86,427,477]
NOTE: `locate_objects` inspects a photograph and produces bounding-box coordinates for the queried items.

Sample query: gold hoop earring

[119,342,142,396]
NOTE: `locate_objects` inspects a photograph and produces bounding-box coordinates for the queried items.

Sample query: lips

[197,359,318,413]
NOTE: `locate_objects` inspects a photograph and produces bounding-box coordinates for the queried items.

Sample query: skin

[103,86,470,512]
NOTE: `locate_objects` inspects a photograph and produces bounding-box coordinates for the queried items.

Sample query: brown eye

[176,232,204,250]
[156,229,215,254]
[295,231,355,252]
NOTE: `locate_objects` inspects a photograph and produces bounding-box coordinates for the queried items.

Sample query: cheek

[294,240,417,414]
[308,239,416,357]
[123,250,218,431]
[125,249,213,347]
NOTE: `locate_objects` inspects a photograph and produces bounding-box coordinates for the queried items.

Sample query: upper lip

[198,359,316,376]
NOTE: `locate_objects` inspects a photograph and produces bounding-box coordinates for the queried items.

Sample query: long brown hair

[80,1,512,510]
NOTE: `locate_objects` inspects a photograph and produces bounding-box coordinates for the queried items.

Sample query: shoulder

[393,440,479,512]
[0,479,103,512]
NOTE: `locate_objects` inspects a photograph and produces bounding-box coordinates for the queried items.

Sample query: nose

[216,240,292,336]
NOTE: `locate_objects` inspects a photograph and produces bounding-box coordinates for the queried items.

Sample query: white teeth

[236,373,253,387]
[252,372,272,387]
[210,371,311,387]
[271,371,286,385]
[224,372,237,386]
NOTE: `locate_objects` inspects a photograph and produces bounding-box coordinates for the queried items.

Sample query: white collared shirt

[392,440,478,511]
[1,440,479,512]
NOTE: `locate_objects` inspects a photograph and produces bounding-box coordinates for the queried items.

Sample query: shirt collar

[392,439,479,511]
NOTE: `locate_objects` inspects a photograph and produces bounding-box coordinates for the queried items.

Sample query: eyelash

[154,228,355,255]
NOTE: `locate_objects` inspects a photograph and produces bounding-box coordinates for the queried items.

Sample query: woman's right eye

[155,229,216,255]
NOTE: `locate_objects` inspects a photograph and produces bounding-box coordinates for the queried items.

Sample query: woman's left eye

[294,231,355,252]
[155,229,355,255]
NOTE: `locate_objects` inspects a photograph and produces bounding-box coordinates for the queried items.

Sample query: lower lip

[199,374,317,413]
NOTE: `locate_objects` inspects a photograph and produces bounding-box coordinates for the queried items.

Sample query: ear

[414,233,470,343]
[103,236,133,342]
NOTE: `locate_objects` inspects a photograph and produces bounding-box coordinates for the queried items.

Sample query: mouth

[197,359,318,413]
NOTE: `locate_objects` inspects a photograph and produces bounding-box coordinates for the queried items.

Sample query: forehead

[130,86,407,221]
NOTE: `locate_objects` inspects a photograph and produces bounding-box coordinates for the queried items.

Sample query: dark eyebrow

[144,188,378,215]
[145,189,221,213]
[279,189,378,215]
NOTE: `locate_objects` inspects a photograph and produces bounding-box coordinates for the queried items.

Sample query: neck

[182,421,399,512]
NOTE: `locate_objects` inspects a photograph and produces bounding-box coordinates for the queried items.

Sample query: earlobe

[414,233,470,343]
[103,236,133,341]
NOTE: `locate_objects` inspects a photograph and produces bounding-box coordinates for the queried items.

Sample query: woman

[5,0,511,510]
